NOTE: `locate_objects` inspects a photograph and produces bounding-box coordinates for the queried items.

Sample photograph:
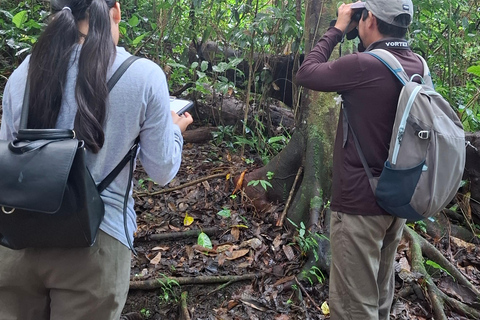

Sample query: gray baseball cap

[353,0,414,27]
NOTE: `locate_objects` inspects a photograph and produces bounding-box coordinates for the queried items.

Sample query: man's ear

[111,2,121,24]
[368,12,377,29]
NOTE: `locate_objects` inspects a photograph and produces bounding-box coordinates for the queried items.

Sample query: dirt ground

[121,137,480,320]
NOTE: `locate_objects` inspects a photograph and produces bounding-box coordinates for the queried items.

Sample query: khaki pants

[0,230,131,320]
[329,211,406,320]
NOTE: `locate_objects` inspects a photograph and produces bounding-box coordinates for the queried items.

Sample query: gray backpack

[345,49,466,221]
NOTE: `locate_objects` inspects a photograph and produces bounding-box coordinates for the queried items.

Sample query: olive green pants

[329,211,406,320]
[0,230,131,320]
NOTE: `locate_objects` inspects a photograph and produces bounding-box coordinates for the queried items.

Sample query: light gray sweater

[0,46,184,248]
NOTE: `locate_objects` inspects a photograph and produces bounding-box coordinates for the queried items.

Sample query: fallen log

[194,92,295,130]
[183,126,216,143]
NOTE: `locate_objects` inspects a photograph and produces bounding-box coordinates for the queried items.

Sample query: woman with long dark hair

[0,0,192,318]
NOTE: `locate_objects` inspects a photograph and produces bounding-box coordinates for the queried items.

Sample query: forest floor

[121,130,480,320]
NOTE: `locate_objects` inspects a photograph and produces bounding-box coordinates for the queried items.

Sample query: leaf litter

[122,141,480,320]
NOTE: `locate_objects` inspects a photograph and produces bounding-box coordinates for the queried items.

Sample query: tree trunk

[240,0,338,273]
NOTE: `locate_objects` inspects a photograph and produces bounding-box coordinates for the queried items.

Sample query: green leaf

[425,259,453,279]
[247,180,260,187]
[217,208,231,218]
[197,232,213,249]
[260,180,272,190]
[132,33,147,46]
[200,60,209,72]
[467,65,480,78]
[12,10,28,28]
[128,15,140,27]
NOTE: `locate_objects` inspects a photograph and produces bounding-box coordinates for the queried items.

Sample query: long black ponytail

[27,0,116,153]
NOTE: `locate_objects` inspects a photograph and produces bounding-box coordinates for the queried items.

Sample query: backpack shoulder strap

[107,55,141,91]
[97,55,142,192]
[367,49,410,85]
[414,53,434,88]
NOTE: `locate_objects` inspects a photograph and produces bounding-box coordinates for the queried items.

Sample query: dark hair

[27,0,116,153]
[361,9,410,38]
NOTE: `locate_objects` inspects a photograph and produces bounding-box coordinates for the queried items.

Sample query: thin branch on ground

[277,166,303,227]
[135,172,230,197]
[294,276,322,311]
[136,227,223,242]
[130,274,262,290]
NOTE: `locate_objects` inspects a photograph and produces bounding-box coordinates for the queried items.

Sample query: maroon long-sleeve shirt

[296,27,424,216]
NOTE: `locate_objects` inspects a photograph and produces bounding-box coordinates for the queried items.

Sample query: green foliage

[212,125,236,148]
[156,273,180,303]
[247,171,274,191]
[288,218,329,262]
[410,0,480,131]
[0,1,45,70]
[138,177,155,191]
[234,117,290,164]
[425,259,454,280]
[217,207,232,218]
[301,265,326,285]
[247,178,272,191]
[140,308,151,318]
[406,220,427,234]
[1,0,478,137]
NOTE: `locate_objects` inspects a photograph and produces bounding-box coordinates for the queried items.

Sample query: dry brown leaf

[149,252,162,265]
[192,244,217,254]
[273,234,282,250]
[218,252,226,266]
[217,243,236,253]
[227,300,239,310]
[151,246,169,251]
[231,227,240,241]
[232,170,246,195]
[398,256,411,272]
[167,202,177,211]
[282,245,295,261]
[273,275,295,286]
[226,249,250,260]
[240,238,262,250]
[240,298,269,311]
[451,236,476,252]
[185,245,194,260]
[202,180,211,191]
[236,261,251,268]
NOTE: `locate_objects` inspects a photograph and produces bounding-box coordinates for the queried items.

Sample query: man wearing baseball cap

[296,1,421,319]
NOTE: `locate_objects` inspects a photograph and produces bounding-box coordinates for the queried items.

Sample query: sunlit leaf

[467,65,480,77]
[12,10,28,28]
[232,170,246,194]
[184,213,194,226]
[321,301,330,315]
[128,15,140,27]
[197,232,213,249]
